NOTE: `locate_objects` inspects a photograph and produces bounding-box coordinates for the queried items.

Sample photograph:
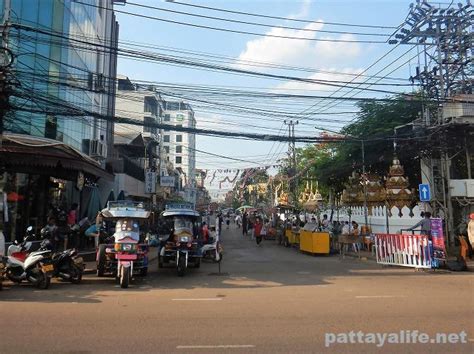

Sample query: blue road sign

[419,183,431,201]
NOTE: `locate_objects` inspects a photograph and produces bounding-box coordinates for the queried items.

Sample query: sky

[114,0,441,199]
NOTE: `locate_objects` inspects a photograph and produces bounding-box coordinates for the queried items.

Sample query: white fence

[374,233,432,269]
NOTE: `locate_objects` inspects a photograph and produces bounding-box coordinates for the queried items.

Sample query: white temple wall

[324,204,425,234]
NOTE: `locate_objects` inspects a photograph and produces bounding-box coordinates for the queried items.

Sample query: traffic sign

[419,183,431,201]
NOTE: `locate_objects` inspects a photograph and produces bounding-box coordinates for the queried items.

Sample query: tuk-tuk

[158,203,201,276]
[97,201,150,288]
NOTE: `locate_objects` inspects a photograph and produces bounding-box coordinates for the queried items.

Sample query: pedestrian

[225,214,230,229]
[43,216,60,251]
[235,214,242,228]
[242,212,248,236]
[254,217,263,246]
[67,203,78,226]
[201,221,210,244]
[321,214,329,231]
[408,211,432,237]
[467,213,474,250]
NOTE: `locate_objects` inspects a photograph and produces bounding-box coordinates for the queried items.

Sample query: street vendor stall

[299,222,330,255]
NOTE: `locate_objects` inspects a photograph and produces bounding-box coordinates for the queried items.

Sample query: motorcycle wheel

[36,272,51,289]
[194,258,201,268]
[97,244,107,277]
[177,256,186,277]
[284,238,290,247]
[120,266,130,288]
[158,256,163,269]
[70,264,83,284]
[140,267,148,276]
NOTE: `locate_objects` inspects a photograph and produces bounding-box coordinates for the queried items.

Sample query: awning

[0,133,114,181]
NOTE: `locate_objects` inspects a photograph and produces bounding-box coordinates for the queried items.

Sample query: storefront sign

[145,170,156,194]
[160,176,175,187]
[430,217,446,261]
[176,113,185,122]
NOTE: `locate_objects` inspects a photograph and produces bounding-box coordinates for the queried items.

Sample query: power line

[126,1,392,37]
[73,1,389,44]
[165,0,399,29]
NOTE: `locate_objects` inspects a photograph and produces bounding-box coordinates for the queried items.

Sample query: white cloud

[289,0,312,19]
[236,26,361,71]
[273,67,364,92]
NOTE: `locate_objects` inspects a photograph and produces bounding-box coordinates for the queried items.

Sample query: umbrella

[237,205,253,211]
[104,190,115,208]
[85,187,102,222]
[117,190,126,201]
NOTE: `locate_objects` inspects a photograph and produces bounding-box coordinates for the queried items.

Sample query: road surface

[1,226,473,353]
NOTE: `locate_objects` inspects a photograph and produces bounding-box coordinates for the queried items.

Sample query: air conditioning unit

[83,139,107,159]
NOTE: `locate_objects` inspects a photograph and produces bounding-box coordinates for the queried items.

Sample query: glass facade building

[1,0,119,154]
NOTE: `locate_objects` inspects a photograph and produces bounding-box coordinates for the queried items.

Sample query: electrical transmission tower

[390,0,473,124]
[390,0,473,245]
[284,120,299,205]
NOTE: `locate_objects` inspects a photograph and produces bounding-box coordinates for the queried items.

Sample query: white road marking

[355,295,406,299]
[176,345,255,349]
[172,298,223,301]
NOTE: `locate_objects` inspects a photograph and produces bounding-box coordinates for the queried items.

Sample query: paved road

[1,226,473,353]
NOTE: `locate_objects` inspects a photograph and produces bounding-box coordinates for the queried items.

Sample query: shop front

[0,134,113,242]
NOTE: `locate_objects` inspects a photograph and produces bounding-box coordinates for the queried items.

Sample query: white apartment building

[162,101,197,203]
[115,76,163,146]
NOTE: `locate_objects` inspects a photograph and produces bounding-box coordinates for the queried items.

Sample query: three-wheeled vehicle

[158,203,201,276]
[97,201,150,288]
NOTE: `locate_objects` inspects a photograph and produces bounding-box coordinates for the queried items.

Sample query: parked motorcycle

[5,239,53,289]
[41,229,84,283]
[0,257,6,290]
[200,229,223,263]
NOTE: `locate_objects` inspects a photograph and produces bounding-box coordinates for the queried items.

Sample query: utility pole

[390,0,473,246]
[284,120,298,205]
[361,140,369,229]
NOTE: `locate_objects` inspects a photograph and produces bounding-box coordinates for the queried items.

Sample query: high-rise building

[2,0,119,158]
[162,100,197,203]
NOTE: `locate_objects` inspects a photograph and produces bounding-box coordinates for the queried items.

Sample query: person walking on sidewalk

[254,217,263,246]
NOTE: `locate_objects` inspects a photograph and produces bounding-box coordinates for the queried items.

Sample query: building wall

[2,0,118,156]
[162,103,196,188]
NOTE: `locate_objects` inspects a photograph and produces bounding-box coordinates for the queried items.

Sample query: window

[163,135,170,142]
[163,146,170,153]
[176,146,182,153]
[176,135,182,142]
[164,114,170,122]
[144,97,157,116]
[175,156,182,164]
[143,116,157,134]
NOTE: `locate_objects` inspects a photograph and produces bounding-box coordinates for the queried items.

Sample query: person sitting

[201,222,210,244]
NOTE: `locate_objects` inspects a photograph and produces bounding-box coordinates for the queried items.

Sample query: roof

[162,209,200,217]
[0,133,113,180]
[101,201,150,219]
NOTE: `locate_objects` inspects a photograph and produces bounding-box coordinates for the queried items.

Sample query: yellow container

[285,229,299,244]
[299,231,330,254]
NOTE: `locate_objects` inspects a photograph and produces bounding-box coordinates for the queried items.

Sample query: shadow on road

[2,226,469,301]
